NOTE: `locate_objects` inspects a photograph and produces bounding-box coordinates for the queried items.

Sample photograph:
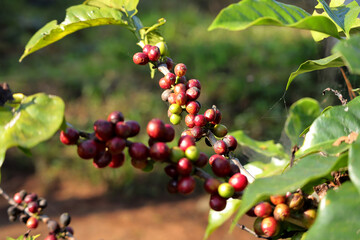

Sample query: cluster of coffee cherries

[249,191,317,238]
[133,43,173,69]
[9,190,74,240]
[60,111,141,169]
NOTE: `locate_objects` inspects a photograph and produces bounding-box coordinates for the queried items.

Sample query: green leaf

[285,98,321,146]
[297,96,360,157]
[231,130,288,160]
[332,34,360,75]
[84,0,139,16]
[0,93,65,172]
[304,182,360,240]
[208,0,340,39]
[349,138,360,194]
[204,199,241,240]
[7,234,40,240]
[286,53,344,90]
[318,0,360,36]
[232,153,345,230]
[20,5,129,62]
[244,157,289,178]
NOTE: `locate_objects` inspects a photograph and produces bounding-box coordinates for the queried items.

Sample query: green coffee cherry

[169,104,182,114]
[213,124,228,138]
[170,146,185,163]
[185,145,200,161]
[218,183,235,198]
[170,114,182,125]
[155,41,168,56]
[142,160,154,172]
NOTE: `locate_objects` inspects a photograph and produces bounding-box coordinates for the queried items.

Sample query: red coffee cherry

[209,154,226,166]
[212,109,222,124]
[108,153,125,168]
[94,120,114,141]
[204,109,216,122]
[150,142,170,161]
[209,193,227,211]
[194,114,207,127]
[163,124,175,142]
[178,135,196,151]
[26,217,39,229]
[177,176,196,194]
[223,135,237,151]
[190,126,204,140]
[213,140,228,155]
[147,119,166,140]
[167,179,178,194]
[44,234,57,240]
[13,192,24,204]
[204,178,221,194]
[115,122,131,138]
[177,76,187,84]
[177,158,193,175]
[185,114,196,128]
[77,140,98,159]
[270,195,286,205]
[128,142,149,160]
[106,137,126,154]
[125,120,140,137]
[60,128,79,145]
[174,63,187,77]
[211,158,231,177]
[93,151,112,168]
[24,193,38,204]
[107,111,124,124]
[130,158,147,169]
[142,44,152,55]
[254,202,273,218]
[174,83,186,94]
[261,217,280,237]
[253,217,264,235]
[164,164,178,178]
[167,93,177,104]
[133,52,149,65]
[165,57,174,70]
[186,87,200,101]
[165,73,176,86]
[27,201,39,213]
[175,92,187,106]
[228,173,248,192]
[159,77,171,89]
[194,152,208,167]
[148,46,161,61]
[186,101,201,115]
[186,79,201,90]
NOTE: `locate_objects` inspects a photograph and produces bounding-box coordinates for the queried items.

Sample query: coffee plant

[1,0,360,239]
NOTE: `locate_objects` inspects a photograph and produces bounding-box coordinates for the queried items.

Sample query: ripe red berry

[93,151,112,168]
[148,46,161,61]
[174,83,186,94]
[177,75,187,84]
[107,111,124,124]
[44,234,57,240]
[165,57,174,70]
[164,164,178,178]
[254,202,273,218]
[60,128,79,145]
[13,192,23,204]
[194,152,208,167]
[142,44,152,55]
[131,158,148,169]
[212,109,222,124]
[270,195,286,205]
[186,101,201,115]
[177,176,196,194]
[223,135,237,151]
[133,52,149,65]
[194,114,207,127]
[190,126,204,140]
[106,137,126,154]
[261,217,280,237]
[213,140,228,155]
[175,92,187,106]
[165,73,176,86]
[167,93,177,104]
[167,179,178,194]
[126,120,140,137]
[159,77,171,89]
[177,158,193,175]
[128,142,149,160]
[147,119,166,140]
[178,135,196,151]
[174,63,187,77]
[204,178,221,194]
[150,142,170,161]
[26,217,38,229]
[94,120,114,141]
[77,140,98,159]
[186,87,200,101]
[163,124,175,142]
[209,194,227,211]
[24,193,38,204]
[186,79,201,90]
[204,109,216,122]
[228,173,248,192]
[27,201,39,213]
[211,158,231,177]
[115,121,131,138]
[209,154,226,166]
[108,153,125,168]
[185,114,196,128]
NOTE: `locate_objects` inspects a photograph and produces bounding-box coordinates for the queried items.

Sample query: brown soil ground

[0,175,257,240]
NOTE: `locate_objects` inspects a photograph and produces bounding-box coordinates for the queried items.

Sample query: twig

[235,223,272,239]
[194,167,212,180]
[322,88,347,106]
[290,145,299,168]
[340,67,356,100]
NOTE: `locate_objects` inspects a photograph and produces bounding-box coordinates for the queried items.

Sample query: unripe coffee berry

[286,192,304,210]
[169,104,182,115]
[303,209,317,228]
[184,145,200,161]
[133,52,149,65]
[218,183,235,198]
[253,217,264,235]
[170,146,185,163]
[131,158,148,169]
[60,212,71,227]
[270,195,286,205]
[155,41,168,56]
[213,124,228,138]
[273,203,290,221]
[170,114,182,125]
[174,63,187,77]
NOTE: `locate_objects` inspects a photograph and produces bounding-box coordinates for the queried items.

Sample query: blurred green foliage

[0,0,344,194]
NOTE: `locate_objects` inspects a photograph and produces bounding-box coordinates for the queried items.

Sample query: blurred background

[0,0,355,239]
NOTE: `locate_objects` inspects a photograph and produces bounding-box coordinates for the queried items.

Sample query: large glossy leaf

[286,53,344,90]
[231,130,288,160]
[348,138,360,194]
[304,182,360,240]
[232,153,345,230]
[84,0,139,16]
[20,5,129,62]
[208,0,340,39]
[332,34,360,75]
[204,199,241,240]
[244,157,289,178]
[0,93,65,180]
[318,0,360,36]
[285,98,321,146]
[297,96,360,157]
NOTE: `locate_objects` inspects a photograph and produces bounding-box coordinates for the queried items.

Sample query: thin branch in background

[340,67,356,100]
[235,223,272,239]
[322,88,347,106]
[290,145,299,168]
